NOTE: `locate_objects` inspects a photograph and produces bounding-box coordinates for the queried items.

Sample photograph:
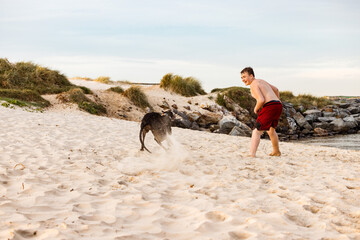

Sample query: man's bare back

[250,79,280,104]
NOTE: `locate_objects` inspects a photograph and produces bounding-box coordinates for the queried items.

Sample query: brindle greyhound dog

[139,110,174,153]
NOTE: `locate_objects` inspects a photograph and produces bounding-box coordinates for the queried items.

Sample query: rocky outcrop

[168,97,360,140]
[279,98,360,139]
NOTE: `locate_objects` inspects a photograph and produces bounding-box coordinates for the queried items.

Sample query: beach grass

[57,88,107,115]
[160,73,206,97]
[213,87,256,116]
[123,86,152,109]
[280,91,332,109]
[107,86,124,94]
[94,76,111,84]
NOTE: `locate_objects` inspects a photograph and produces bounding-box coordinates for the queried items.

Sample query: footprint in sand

[228,231,253,239]
[205,211,231,222]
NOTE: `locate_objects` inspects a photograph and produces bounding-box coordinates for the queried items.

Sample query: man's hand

[254,107,260,114]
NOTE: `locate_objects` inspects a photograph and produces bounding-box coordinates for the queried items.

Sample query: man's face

[241,72,253,86]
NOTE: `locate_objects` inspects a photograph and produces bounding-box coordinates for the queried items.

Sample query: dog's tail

[139,124,151,153]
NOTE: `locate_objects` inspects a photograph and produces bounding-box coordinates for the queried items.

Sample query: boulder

[187,112,201,122]
[229,125,252,137]
[323,106,335,112]
[338,103,351,108]
[323,112,336,118]
[303,109,322,117]
[172,110,192,129]
[343,116,358,129]
[305,114,317,123]
[197,112,222,127]
[355,117,360,124]
[219,116,241,134]
[286,117,298,131]
[283,102,297,117]
[313,121,331,130]
[190,122,200,131]
[337,109,351,118]
[172,118,192,129]
[330,119,350,132]
[313,128,328,137]
[293,112,312,130]
[318,117,337,122]
[347,106,360,114]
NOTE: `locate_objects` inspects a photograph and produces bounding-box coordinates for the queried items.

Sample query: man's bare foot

[269,151,281,156]
[248,154,256,158]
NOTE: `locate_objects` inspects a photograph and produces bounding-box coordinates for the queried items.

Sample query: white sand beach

[1,103,360,240]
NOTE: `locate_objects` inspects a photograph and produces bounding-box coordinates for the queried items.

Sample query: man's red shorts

[254,100,283,131]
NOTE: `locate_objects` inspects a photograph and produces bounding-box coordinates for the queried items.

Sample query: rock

[190,122,200,131]
[172,118,192,129]
[343,116,358,128]
[286,117,298,131]
[338,102,351,108]
[318,117,337,122]
[282,102,294,108]
[187,112,201,122]
[209,124,220,132]
[159,100,170,109]
[323,112,336,117]
[201,104,220,112]
[172,110,192,129]
[171,104,178,109]
[301,128,312,135]
[184,106,191,111]
[323,106,335,112]
[289,134,299,140]
[347,106,360,114]
[330,119,349,132]
[305,114,317,123]
[313,121,331,130]
[219,116,241,134]
[229,125,252,137]
[337,109,350,118]
[355,117,360,124]
[283,102,297,117]
[197,112,223,127]
[303,109,322,117]
[313,128,328,137]
[293,112,312,130]
[187,100,192,104]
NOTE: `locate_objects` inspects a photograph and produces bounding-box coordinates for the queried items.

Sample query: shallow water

[299,133,360,150]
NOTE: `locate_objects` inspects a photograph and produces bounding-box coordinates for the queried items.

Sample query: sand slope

[1,107,360,240]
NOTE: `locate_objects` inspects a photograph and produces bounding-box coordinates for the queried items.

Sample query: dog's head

[162,110,174,119]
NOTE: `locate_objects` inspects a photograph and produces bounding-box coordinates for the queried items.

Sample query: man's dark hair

[241,67,255,77]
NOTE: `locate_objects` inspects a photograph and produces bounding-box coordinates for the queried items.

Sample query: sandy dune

[1,105,360,240]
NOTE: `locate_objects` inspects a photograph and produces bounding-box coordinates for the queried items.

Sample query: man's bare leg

[267,127,281,156]
[250,129,263,157]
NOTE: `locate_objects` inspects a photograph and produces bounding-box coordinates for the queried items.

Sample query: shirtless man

[241,67,282,157]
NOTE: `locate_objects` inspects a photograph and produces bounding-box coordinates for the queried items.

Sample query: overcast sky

[1,0,359,96]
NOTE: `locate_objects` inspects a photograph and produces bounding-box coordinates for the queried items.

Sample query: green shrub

[280,91,331,109]
[94,76,111,84]
[58,88,106,115]
[215,87,256,116]
[0,58,73,94]
[108,86,124,94]
[160,73,206,97]
[0,89,50,107]
[79,86,92,94]
[123,86,152,109]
